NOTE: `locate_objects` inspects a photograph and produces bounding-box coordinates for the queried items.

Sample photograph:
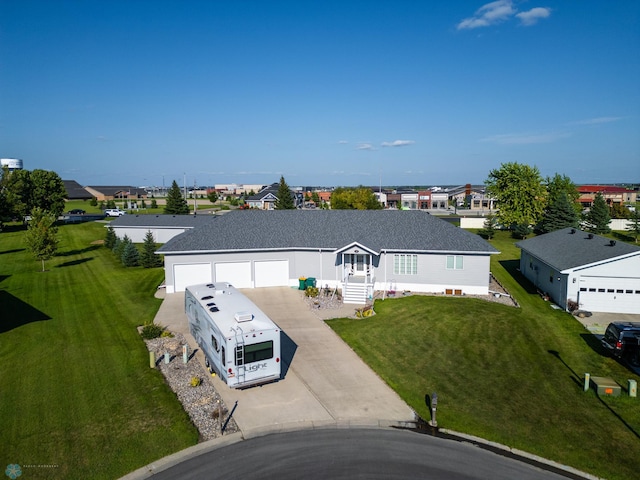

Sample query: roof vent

[610,240,616,246]
[570,228,576,234]
[235,311,253,322]
[587,233,594,239]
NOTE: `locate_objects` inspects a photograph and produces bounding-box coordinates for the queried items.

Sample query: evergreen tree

[275,176,295,210]
[478,214,497,240]
[164,180,189,214]
[121,239,140,267]
[104,225,117,249]
[90,197,98,206]
[112,236,125,259]
[140,230,162,268]
[151,199,157,209]
[626,209,640,243]
[584,192,611,234]
[537,191,580,234]
[24,207,59,271]
[512,223,532,239]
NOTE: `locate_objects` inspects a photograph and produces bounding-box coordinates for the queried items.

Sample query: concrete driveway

[154,287,415,437]
[574,311,640,334]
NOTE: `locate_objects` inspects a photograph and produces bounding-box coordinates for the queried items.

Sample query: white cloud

[381,140,415,147]
[516,7,551,26]
[356,143,375,150]
[569,116,623,126]
[338,140,349,144]
[481,131,571,144]
[457,0,515,30]
[457,1,550,30]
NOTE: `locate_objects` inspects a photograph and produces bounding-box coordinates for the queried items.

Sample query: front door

[345,254,369,277]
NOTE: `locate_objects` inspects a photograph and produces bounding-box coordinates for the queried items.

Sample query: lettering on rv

[246,363,267,372]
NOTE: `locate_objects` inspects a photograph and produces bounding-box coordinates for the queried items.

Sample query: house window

[394,254,417,275]
[446,255,463,270]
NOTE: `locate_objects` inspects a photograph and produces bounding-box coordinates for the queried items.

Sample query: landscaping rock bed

[144,333,238,441]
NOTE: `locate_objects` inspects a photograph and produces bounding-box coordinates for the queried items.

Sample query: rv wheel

[205,358,210,368]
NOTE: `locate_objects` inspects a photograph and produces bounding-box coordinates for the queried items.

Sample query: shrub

[305,286,319,297]
[190,377,202,387]
[140,323,165,340]
[160,330,174,338]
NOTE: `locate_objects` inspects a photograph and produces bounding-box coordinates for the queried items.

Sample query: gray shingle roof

[157,210,499,254]
[63,180,94,199]
[110,214,215,228]
[516,227,640,272]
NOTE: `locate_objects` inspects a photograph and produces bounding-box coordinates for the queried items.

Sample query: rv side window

[237,341,274,365]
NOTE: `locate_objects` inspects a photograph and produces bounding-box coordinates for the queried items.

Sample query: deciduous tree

[545,174,581,214]
[485,162,546,227]
[24,207,59,271]
[330,187,382,210]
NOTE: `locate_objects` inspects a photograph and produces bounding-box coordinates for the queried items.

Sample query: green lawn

[327,231,640,480]
[0,221,198,479]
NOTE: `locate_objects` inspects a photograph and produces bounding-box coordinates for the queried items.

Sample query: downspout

[383,250,387,300]
[319,248,322,287]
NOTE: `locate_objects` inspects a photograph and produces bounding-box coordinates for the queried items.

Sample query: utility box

[629,379,637,398]
[590,376,621,397]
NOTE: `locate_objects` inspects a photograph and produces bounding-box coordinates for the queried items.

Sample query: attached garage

[578,277,640,314]
[174,263,212,292]
[254,260,290,287]
[215,262,252,288]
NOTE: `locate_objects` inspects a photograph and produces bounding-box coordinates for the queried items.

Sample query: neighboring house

[85,186,148,201]
[385,193,400,209]
[156,210,499,304]
[244,183,303,209]
[517,228,640,314]
[109,214,215,243]
[63,180,94,200]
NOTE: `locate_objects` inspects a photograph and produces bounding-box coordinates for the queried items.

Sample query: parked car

[105,209,126,217]
[68,209,86,215]
[601,322,640,366]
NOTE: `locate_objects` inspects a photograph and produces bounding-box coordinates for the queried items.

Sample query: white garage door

[254,260,290,287]
[578,276,640,314]
[174,263,212,292]
[215,262,252,288]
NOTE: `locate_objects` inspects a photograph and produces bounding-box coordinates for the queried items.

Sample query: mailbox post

[429,392,438,427]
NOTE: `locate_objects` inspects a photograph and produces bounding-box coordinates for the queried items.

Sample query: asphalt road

[150,428,571,480]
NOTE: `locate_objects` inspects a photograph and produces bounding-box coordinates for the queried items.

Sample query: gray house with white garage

[517,228,640,314]
[109,214,215,243]
[156,210,499,304]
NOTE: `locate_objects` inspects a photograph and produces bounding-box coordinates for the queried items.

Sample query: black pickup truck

[601,322,640,366]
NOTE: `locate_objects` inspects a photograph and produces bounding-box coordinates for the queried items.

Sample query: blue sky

[1,0,638,188]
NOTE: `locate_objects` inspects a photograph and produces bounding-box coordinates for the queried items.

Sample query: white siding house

[517,228,640,314]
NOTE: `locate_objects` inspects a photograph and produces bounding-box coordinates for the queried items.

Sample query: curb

[119,420,412,479]
[437,428,604,480]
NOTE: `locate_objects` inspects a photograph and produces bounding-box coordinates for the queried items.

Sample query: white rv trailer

[185,282,282,388]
